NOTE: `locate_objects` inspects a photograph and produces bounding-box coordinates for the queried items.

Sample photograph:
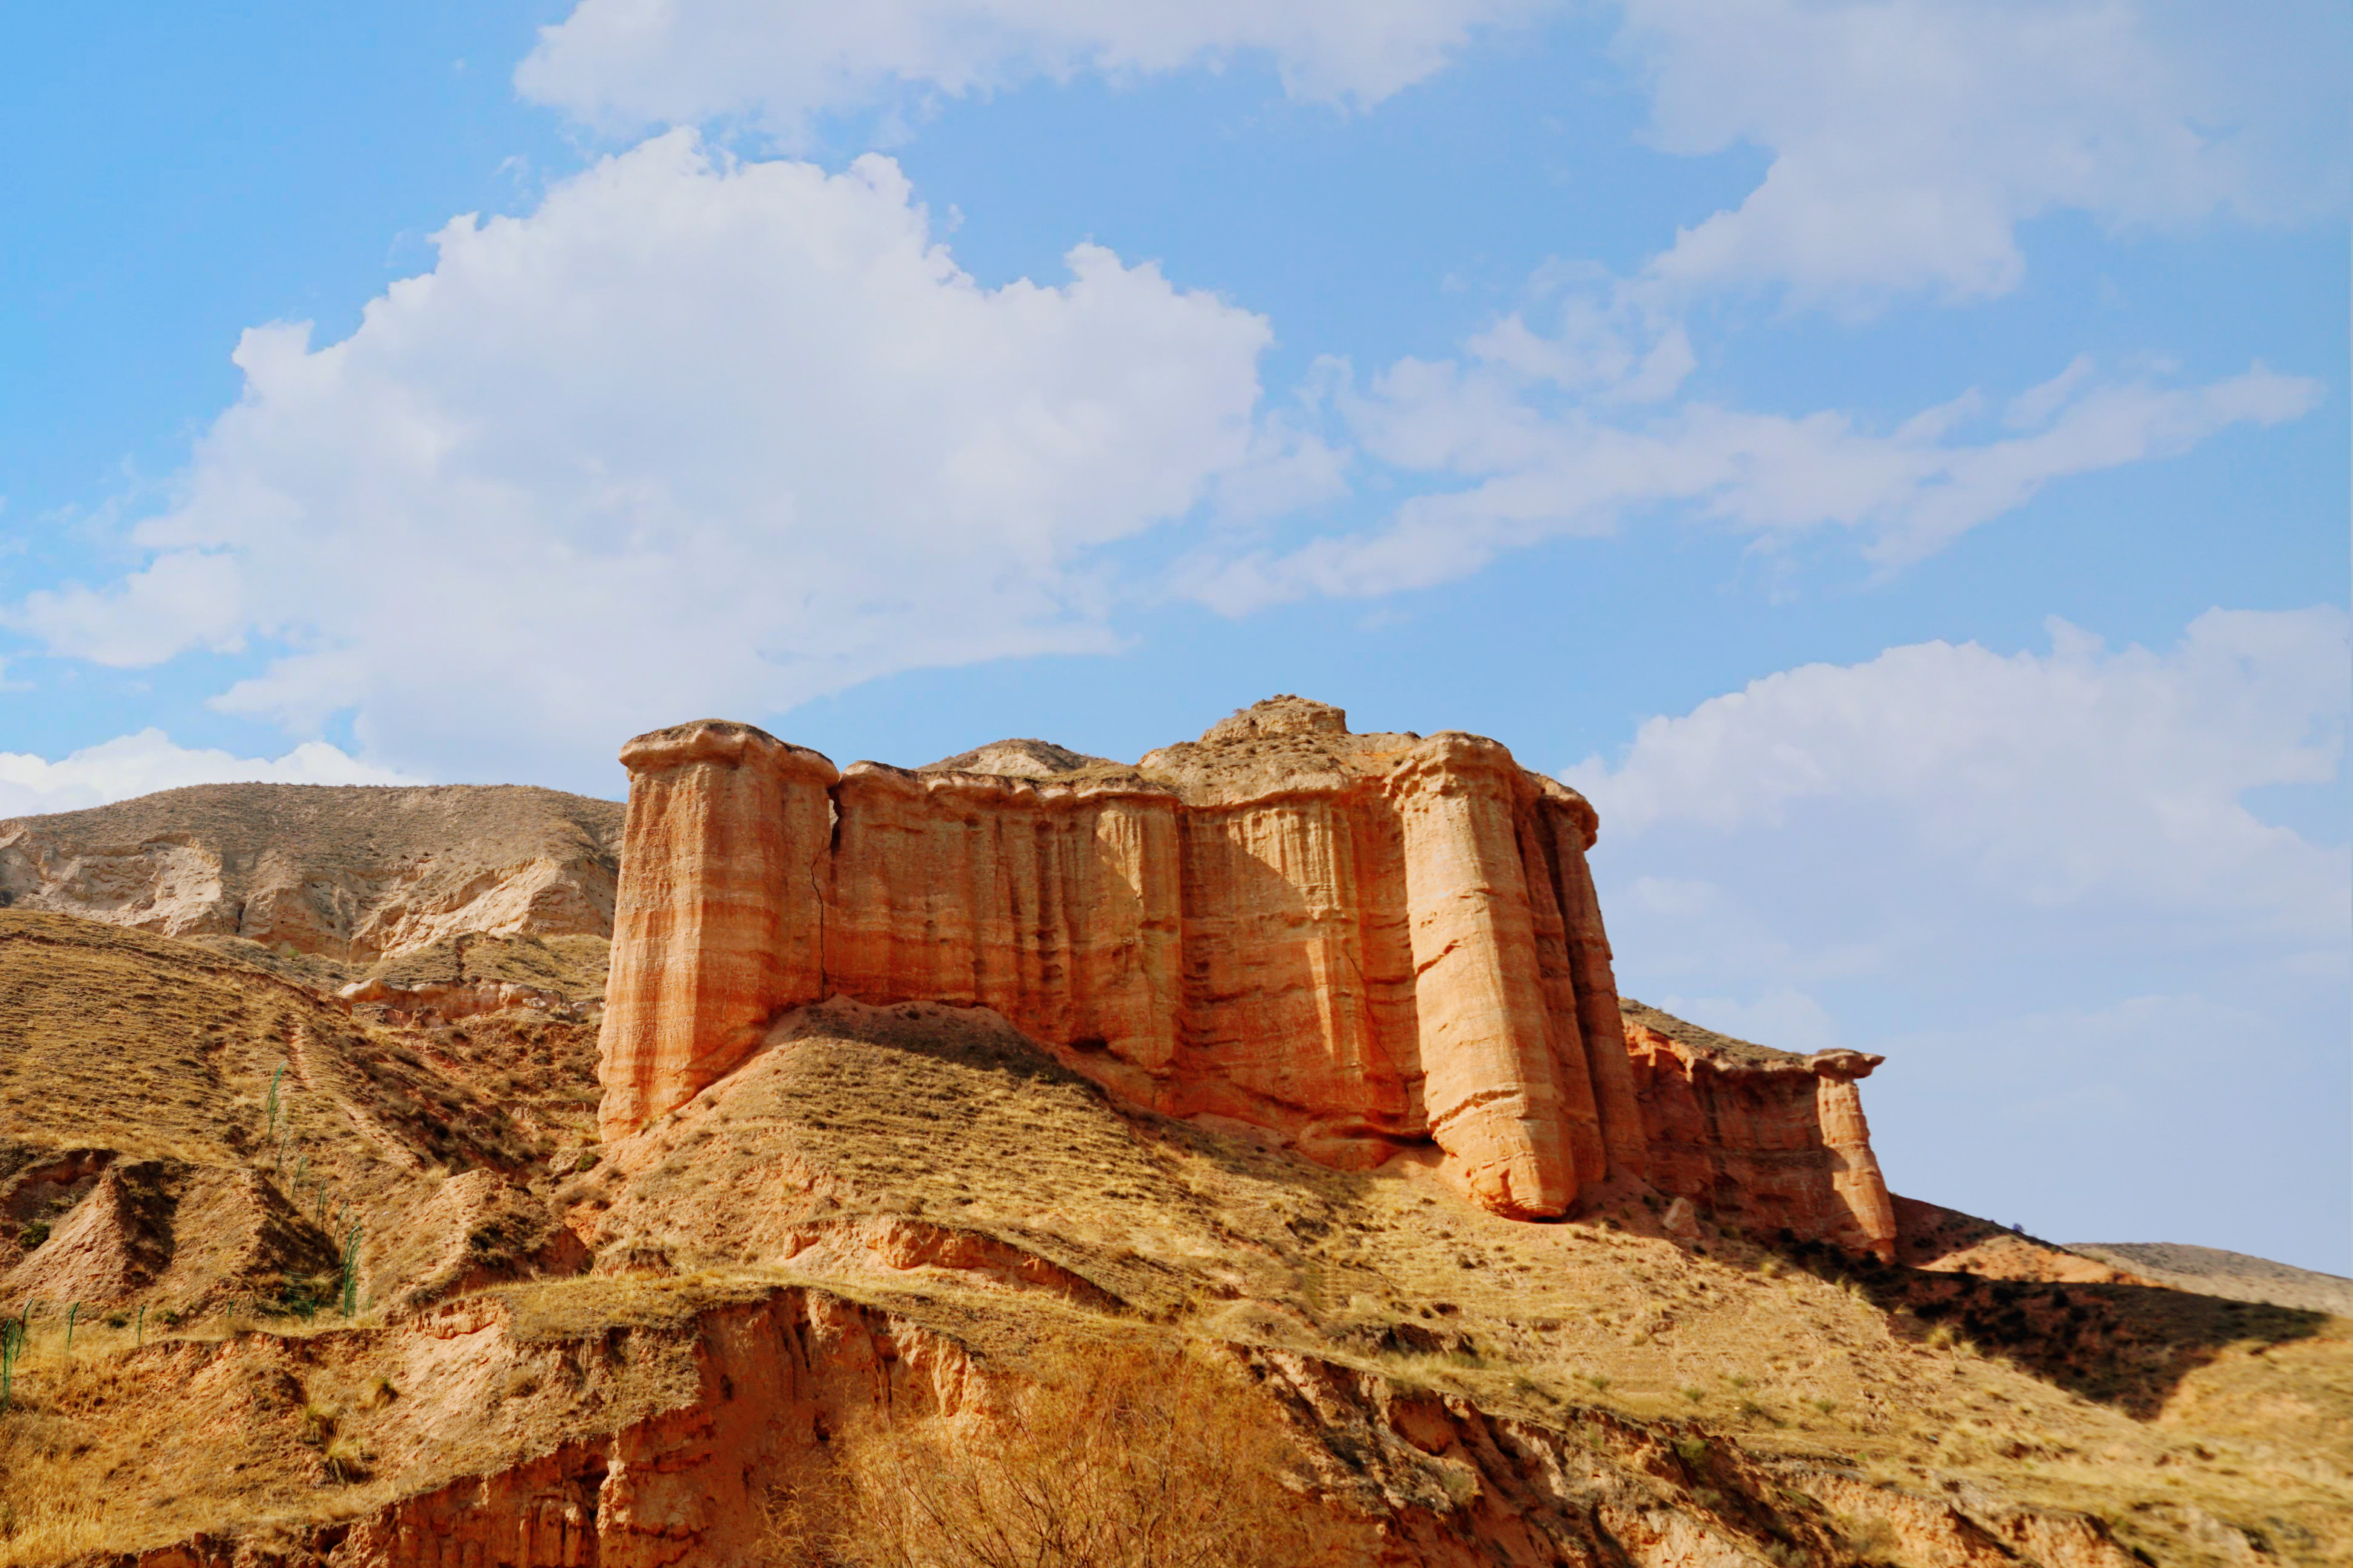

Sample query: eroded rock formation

[598,699,1655,1219]
[597,698,1893,1242]
[1620,1001,1898,1260]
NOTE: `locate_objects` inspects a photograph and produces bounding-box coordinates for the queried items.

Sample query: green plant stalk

[266,1064,285,1142]
[64,1301,77,1355]
[339,1224,364,1319]
[135,1303,147,1349]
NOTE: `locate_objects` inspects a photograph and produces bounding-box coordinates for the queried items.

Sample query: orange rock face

[596,697,1883,1245]
[597,722,835,1137]
[1620,1001,1898,1259]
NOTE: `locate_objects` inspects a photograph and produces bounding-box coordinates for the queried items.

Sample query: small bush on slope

[766,1340,1355,1568]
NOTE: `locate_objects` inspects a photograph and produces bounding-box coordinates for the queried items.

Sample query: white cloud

[1181,350,2318,611]
[1618,0,2351,304]
[1571,611,2350,1266]
[519,1,2346,308]
[0,730,417,819]
[1568,606,2350,946]
[517,0,1548,135]
[9,132,1272,783]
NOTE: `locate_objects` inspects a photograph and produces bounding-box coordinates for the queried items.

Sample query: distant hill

[2069,1241,2353,1317]
[0,781,622,963]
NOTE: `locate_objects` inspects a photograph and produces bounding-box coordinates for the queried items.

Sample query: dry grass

[1,921,2348,1567]
[0,911,603,1343]
[0,1434,109,1562]
[365,930,611,998]
[768,1340,1362,1568]
[188,928,613,1006]
[0,911,539,1172]
[567,996,2353,1567]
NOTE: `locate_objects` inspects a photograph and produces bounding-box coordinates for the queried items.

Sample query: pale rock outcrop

[1620,1000,1897,1259]
[0,783,622,963]
[2063,1241,2353,1317]
[597,698,1654,1221]
[337,976,590,1028]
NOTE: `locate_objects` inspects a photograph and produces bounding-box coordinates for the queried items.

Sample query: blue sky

[3,1,2346,1269]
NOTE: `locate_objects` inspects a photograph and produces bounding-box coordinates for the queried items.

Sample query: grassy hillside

[0,912,2344,1566]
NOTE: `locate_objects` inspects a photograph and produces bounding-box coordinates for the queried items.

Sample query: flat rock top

[885,696,1432,806]
[890,698,1606,829]
[2067,1241,2353,1317]
[1620,999,1811,1067]
[0,781,623,870]
[1137,698,1429,805]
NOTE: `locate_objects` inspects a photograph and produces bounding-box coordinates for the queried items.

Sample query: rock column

[1389,736,1573,1218]
[597,721,837,1140]
[1539,800,1651,1181]
[1515,808,1610,1189]
[1071,789,1184,1085]
[1814,1070,1898,1261]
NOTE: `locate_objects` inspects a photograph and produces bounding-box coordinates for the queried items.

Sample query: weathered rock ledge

[1621,1002,1897,1259]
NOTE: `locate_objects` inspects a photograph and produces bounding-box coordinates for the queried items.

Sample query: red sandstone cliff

[1620,1001,1897,1260]
[597,699,1639,1221]
[595,698,1884,1247]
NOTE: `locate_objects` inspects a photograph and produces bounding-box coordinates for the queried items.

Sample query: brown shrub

[768,1341,1358,1568]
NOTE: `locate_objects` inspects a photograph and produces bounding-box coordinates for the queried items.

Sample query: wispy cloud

[517,0,1553,138]
[1179,350,2317,612]
[0,730,417,817]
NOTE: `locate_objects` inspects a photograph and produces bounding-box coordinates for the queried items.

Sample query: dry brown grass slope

[190,928,613,1003]
[553,998,2352,1563]
[2066,1244,2353,1319]
[0,910,599,1326]
[0,916,2345,1567]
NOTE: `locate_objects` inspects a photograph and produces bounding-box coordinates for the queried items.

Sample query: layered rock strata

[599,699,1654,1218]
[1620,1000,1897,1259]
